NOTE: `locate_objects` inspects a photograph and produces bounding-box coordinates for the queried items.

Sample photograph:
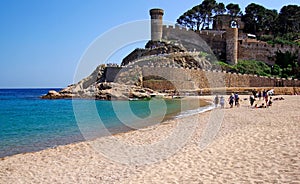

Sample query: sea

[0,88,213,158]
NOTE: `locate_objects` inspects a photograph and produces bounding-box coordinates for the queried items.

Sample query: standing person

[267,97,273,106]
[214,94,219,108]
[262,90,267,99]
[249,94,255,106]
[265,92,269,104]
[258,91,262,100]
[229,93,234,108]
[220,96,225,108]
[234,93,239,107]
[252,90,257,97]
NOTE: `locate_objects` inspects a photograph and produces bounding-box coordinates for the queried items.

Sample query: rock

[129,91,151,99]
[41,90,62,99]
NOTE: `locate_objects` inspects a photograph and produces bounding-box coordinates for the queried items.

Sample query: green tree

[200,0,218,29]
[271,64,282,77]
[261,9,278,34]
[176,0,221,31]
[226,3,242,17]
[242,3,267,34]
[275,5,300,36]
[214,2,226,15]
[275,51,299,78]
[177,9,202,30]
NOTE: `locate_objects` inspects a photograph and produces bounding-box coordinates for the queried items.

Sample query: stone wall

[238,41,300,65]
[104,65,300,90]
[162,25,226,61]
[140,66,300,91]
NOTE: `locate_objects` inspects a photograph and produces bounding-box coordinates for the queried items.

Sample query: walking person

[220,96,225,108]
[234,93,240,107]
[229,93,234,108]
[265,93,269,104]
[214,94,219,108]
[249,94,255,106]
[258,91,262,100]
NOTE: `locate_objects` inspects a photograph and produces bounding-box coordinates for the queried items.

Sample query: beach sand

[0,95,299,183]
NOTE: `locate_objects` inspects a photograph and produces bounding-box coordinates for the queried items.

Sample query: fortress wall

[162,25,227,61]
[162,25,226,57]
[139,66,300,91]
[238,42,300,65]
[105,65,300,90]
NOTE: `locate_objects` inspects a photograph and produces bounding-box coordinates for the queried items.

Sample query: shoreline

[1,95,299,183]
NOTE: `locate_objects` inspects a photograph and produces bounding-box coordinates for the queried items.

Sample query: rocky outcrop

[41,90,74,99]
[41,63,158,100]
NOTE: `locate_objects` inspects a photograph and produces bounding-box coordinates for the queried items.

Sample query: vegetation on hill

[176,0,300,45]
[214,51,300,79]
[273,51,300,79]
[214,60,271,77]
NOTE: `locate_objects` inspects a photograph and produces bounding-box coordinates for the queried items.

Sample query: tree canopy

[176,0,231,31]
[176,1,300,42]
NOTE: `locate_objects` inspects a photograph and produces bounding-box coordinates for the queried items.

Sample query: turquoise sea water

[0,89,212,158]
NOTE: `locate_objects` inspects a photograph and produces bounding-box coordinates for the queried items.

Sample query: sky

[0,0,299,88]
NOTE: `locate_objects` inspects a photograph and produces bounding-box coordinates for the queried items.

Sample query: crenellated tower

[149,8,164,41]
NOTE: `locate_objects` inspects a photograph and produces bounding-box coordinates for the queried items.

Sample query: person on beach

[264,92,269,104]
[267,97,273,107]
[234,93,239,107]
[214,95,219,108]
[252,90,257,97]
[229,93,234,108]
[255,103,266,108]
[249,94,255,106]
[258,91,262,100]
[262,90,267,99]
[220,96,225,108]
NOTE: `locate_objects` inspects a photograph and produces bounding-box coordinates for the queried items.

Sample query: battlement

[162,25,225,40]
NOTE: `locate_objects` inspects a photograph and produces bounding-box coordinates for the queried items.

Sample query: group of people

[213,90,274,109]
[214,93,239,108]
[214,94,225,108]
[250,89,273,108]
[228,93,240,108]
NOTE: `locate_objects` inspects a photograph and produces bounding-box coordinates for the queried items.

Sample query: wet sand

[0,95,299,183]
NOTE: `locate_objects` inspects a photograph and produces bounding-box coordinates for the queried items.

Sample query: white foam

[175,103,215,118]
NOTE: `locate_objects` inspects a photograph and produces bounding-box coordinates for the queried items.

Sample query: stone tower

[226,28,238,65]
[149,8,164,41]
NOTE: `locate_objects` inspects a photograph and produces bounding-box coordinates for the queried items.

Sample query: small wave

[175,103,215,119]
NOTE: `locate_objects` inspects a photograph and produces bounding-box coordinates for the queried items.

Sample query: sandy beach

[0,95,299,183]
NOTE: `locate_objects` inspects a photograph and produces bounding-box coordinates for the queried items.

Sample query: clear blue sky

[0,0,298,88]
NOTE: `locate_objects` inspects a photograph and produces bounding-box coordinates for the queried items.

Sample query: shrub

[234,60,271,76]
[259,35,273,42]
